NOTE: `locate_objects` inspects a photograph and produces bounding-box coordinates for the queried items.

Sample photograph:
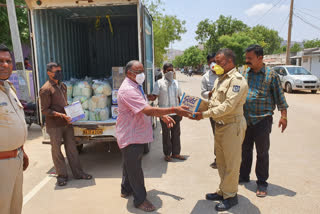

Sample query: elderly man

[40,62,92,186]
[239,45,288,197]
[201,53,218,169]
[116,60,190,212]
[193,49,248,211]
[0,44,29,214]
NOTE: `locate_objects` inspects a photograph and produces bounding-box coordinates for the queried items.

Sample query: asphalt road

[22,72,320,214]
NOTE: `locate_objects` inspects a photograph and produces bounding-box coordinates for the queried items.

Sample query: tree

[218,32,257,65]
[195,15,249,53]
[143,0,186,67]
[181,46,205,68]
[248,25,282,55]
[290,43,302,53]
[0,0,29,49]
[274,45,287,54]
[303,39,320,48]
[172,55,184,68]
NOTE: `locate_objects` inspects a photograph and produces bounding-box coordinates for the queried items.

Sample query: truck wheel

[77,144,84,154]
[311,90,317,94]
[144,143,150,154]
[286,83,293,93]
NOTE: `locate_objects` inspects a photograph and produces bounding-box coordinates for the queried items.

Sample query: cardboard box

[111,105,119,120]
[112,67,126,89]
[179,93,208,117]
[112,89,118,105]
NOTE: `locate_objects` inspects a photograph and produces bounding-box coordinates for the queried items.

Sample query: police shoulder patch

[232,85,240,92]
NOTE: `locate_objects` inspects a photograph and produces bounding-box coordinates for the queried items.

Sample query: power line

[279,13,289,35]
[252,0,287,26]
[295,8,320,22]
[294,12,320,32]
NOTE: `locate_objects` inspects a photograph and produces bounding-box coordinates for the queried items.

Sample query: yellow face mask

[213,64,225,75]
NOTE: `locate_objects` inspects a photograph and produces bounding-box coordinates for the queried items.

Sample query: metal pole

[286,0,294,65]
[5,0,30,101]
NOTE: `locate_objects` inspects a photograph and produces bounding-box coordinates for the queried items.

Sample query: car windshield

[287,67,311,75]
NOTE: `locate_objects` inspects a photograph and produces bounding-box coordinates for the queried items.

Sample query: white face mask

[135,73,145,85]
[165,71,174,81]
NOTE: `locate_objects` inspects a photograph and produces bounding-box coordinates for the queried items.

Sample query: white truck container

[24,0,155,152]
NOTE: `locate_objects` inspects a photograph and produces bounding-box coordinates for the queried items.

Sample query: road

[22,72,320,214]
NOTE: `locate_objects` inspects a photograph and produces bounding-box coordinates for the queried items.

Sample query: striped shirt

[116,78,153,149]
[241,66,289,125]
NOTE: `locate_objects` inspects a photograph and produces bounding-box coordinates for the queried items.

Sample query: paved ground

[22,72,320,214]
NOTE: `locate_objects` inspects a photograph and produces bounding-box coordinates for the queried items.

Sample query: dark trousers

[160,115,182,156]
[121,144,147,207]
[47,125,83,178]
[240,116,273,187]
[209,118,216,159]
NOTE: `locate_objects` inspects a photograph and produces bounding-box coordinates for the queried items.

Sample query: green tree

[290,43,302,52]
[195,15,249,53]
[181,46,205,68]
[218,32,257,65]
[303,39,320,48]
[143,0,186,67]
[248,25,282,54]
[0,0,29,49]
[274,45,287,54]
[172,55,184,68]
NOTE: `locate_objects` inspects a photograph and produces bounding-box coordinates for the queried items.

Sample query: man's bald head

[125,60,142,75]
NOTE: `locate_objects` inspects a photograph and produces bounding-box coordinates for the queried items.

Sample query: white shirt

[201,70,218,99]
[152,78,182,108]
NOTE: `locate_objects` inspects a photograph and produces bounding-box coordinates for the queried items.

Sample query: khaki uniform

[0,80,27,214]
[202,68,248,199]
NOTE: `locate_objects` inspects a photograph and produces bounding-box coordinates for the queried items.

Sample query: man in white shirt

[148,63,185,162]
[201,53,218,169]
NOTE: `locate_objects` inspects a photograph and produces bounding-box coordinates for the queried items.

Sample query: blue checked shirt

[241,66,289,125]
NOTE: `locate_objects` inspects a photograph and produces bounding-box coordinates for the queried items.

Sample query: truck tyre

[286,82,293,93]
[77,144,84,154]
[311,90,317,94]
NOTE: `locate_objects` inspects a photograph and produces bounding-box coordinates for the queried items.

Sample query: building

[291,48,320,78]
[165,49,184,62]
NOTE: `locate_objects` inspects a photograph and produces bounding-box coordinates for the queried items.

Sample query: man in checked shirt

[239,45,289,197]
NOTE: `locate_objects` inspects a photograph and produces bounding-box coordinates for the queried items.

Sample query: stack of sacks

[89,108,110,121]
[79,110,90,121]
[73,81,92,98]
[89,95,108,111]
[64,81,73,100]
[73,96,89,110]
[92,80,112,96]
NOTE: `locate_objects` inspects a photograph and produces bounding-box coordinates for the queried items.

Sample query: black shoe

[239,177,250,184]
[210,161,217,169]
[215,195,238,211]
[205,193,223,201]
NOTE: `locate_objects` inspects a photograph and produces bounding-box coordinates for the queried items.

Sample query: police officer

[0,44,29,214]
[193,48,248,211]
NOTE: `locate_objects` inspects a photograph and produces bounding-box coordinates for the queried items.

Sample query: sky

[161,0,320,51]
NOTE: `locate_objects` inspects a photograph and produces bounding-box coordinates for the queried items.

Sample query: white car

[273,66,320,94]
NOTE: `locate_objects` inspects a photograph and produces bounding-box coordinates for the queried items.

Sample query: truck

[24,0,155,152]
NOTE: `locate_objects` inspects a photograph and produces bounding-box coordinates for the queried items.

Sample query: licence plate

[82,129,103,135]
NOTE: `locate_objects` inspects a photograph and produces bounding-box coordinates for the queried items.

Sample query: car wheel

[286,82,293,93]
[311,90,317,94]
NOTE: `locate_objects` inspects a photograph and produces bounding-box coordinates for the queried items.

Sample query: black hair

[163,63,173,72]
[24,57,29,61]
[0,44,10,53]
[216,48,236,65]
[125,60,140,74]
[207,53,216,63]
[46,62,61,72]
[245,44,264,57]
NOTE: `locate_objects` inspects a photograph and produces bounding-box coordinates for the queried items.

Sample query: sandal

[75,173,93,180]
[137,200,156,212]
[171,154,186,160]
[256,185,267,197]
[164,156,172,162]
[57,176,68,186]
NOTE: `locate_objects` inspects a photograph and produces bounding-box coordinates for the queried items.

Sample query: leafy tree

[172,55,184,68]
[0,0,29,49]
[303,39,320,48]
[248,25,282,54]
[195,15,249,53]
[218,32,257,65]
[181,46,205,68]
[290,43,302,52]
[143,0,186,67]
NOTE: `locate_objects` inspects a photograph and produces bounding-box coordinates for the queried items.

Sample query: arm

[201,76,209,99]
[141,105,190,117]
[147,80,160,101]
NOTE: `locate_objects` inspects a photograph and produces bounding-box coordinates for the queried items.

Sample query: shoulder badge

[232,85,240,93]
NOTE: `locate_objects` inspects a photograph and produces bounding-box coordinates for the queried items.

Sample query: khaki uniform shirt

[202,68,248,122]
[40,80,68,129]
[0,80,27,151]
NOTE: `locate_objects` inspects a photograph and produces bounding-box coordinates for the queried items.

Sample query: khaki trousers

[0,150,23,214]
[215,117,247,199]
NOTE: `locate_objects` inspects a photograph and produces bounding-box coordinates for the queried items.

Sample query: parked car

[273,66,320,93]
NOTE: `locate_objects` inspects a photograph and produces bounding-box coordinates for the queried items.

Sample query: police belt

[215,116,243,126]
[0,147,21,160]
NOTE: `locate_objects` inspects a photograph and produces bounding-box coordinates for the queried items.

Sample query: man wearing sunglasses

[40,62,92,187]
[116,60,190,212]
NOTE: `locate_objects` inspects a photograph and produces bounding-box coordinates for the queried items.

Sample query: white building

[292,48,320,78]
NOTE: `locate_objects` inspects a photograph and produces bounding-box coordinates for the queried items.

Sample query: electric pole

[286,0,294,65]
[6,0,30,101]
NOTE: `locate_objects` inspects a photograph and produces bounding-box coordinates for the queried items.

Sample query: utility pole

[6,0,30,101]
[286,0,294,65]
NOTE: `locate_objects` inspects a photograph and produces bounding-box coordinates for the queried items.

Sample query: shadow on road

[190,195,261,214]
[126,189,184,214]
[242,182,296,197]
[27,124,43,141]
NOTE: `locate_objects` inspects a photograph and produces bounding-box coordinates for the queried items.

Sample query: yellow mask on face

[214,64,225,75]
